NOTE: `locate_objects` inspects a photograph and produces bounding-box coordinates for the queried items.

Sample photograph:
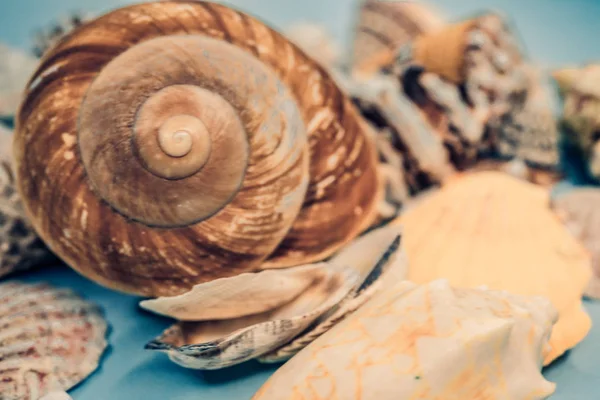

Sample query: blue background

[1,1,600,399]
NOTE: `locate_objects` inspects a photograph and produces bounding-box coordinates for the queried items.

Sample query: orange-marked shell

[252,279,557,400]
[393,171,592,365]
[13,1,381,297]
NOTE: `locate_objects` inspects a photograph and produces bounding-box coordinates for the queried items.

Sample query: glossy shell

[253,279,557,400]
[14,1,381,297]
[394,171,592,365]
[0,281,108,399]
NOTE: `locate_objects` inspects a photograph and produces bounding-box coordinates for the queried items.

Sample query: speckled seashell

[491,66,561,175]
[252,279,558,400]
[143,224,405,370]
[394,171,592,365]
[551,188,600,299]
[0,127,53,279]
[0,281,108,400]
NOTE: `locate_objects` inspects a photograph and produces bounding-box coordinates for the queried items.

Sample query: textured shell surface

[351,0,446,77]
[0,126,52,279]
[393,171,592,365]
[551,188,600,299]
[144,262,360,370]
[143,224,405,370]
[253,279,557,400]
[14,1,382,297]
[0,281,108,400]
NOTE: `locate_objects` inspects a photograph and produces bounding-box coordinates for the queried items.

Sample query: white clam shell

[253,279,558,400]
[145,225,406,370]
[0,281,108,400]
[140,263,337,321]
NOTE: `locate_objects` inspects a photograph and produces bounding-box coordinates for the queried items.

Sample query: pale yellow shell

[253,279,557,400]
[393,171,592,365]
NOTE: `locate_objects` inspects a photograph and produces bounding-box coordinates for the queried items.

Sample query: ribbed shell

[394,171,592,365]
[253,279,557,400]
[0,281,108,400]
[14,1,381,296]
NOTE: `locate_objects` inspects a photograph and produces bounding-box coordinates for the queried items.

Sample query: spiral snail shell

[14,1,382,296]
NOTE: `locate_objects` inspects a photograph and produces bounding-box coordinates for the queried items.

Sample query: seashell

[252,279,558,400]
[551,188,600,298]
[0,44,38,118]
[351,0,445,77]
[0,281,108,399]
[0,126,53,279]
[14,1,382,297]
[393,171,592,365]
[556,64,600,181]
[490,66,562,177]
[144,224,405,370]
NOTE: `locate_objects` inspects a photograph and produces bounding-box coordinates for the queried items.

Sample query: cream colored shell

[394,171,592,365]
[253,279,557,400]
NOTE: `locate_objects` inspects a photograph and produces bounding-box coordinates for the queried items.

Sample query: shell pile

[141,225,407,369]
[394,171,592,365]
[253,279,558,400]
[0,126,53,279]
[0,281,108,399]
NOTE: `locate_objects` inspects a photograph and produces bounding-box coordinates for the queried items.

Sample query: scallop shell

[0,281,108,399]
[393,171,592,365]
[143,224,405,370]
[351,0,445,77]
[252,279,557,400]
[551,188,600,299]
[1,127,53,279]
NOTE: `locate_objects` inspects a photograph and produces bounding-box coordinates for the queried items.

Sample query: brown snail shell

[14,1,382,297]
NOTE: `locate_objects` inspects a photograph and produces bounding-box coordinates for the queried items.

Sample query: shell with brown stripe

[14,1,382,297]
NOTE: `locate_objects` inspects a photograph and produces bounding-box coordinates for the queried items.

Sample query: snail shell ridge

[14,1,382,296]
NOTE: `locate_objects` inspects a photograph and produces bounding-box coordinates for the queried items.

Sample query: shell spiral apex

[14,1,382,296]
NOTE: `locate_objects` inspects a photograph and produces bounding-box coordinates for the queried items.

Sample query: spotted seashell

[0,281,108,400]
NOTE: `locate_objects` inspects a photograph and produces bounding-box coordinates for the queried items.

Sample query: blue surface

[2,0,600,399]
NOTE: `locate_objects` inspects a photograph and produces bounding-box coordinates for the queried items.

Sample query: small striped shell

[0,281,108,400]
[253,279,557,400]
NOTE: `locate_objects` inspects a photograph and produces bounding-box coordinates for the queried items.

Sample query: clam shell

[140,263,338,321]
[0,281,108,399]
[253,279,557,400]
[393,171,592,365]
[551,188,600,298]
[1,126,54,279]
[145,263,360,370]
[145,224,405,370]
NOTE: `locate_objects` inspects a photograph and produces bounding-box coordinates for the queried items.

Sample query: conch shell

[551,188,600,299]
[143,225,405,369]
[253,279,558,400]
[394,171,592,365]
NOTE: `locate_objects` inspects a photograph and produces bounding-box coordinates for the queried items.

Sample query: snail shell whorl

[14,1,381,296]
